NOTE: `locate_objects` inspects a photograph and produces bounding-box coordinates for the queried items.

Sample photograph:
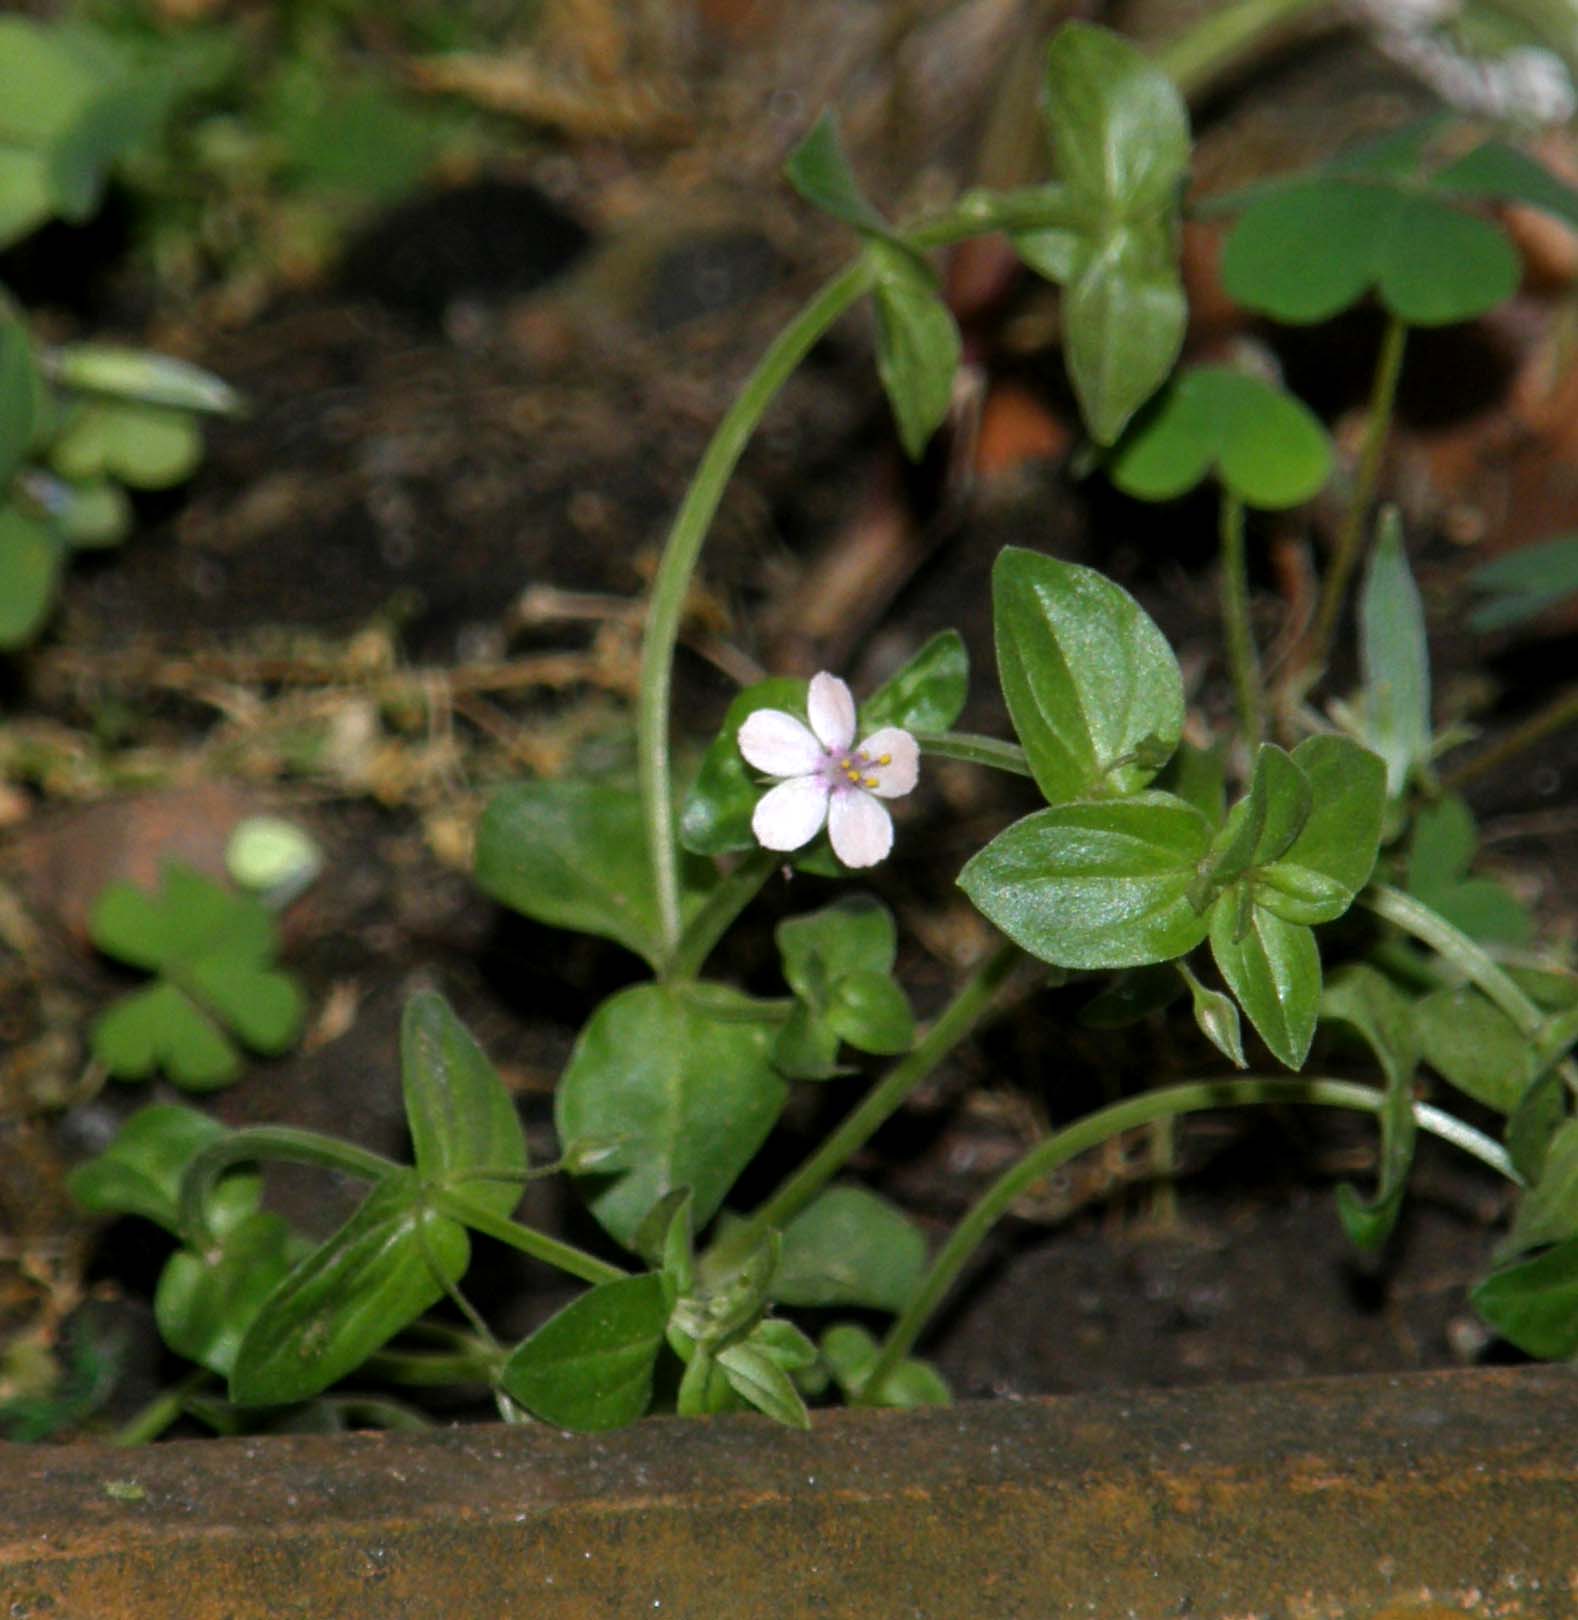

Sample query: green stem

[1362,882,1578,1093]
[1218,490,1264,752]
[180,1127,400,1250]
[667,849,779,981]
[1304,314,1408,676]
[725,940,1023,1258]
[1362,883,1545,1038]
[639,260,876,964]
[861,1074,1516,1400]
[431,1190,628,1287]
[1151,0,1330,98]
[917,731,1033,777]
[364,1345,499,1386]
[111,1367,212,1447]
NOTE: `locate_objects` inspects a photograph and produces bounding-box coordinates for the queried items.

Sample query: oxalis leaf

[991,547,1183,806]
[556,982,787,1249]
[88,861,305,1091]
[1107,367,1331,509]
[1220,177,1518,325]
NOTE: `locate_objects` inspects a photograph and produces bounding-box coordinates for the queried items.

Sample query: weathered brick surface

[3,1367,1574,1618]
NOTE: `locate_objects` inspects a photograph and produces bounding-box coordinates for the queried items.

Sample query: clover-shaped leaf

[1221,177,1518,326]
[66,1103,260,1237]
[50,398,203,488]
[89,861,305,1091]
[1107,367,1332,508]
[1404,794,1532,946]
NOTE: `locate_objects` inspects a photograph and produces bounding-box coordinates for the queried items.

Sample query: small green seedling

[89,861,305,1090]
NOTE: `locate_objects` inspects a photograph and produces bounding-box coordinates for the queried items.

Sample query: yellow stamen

[862,775,879,789]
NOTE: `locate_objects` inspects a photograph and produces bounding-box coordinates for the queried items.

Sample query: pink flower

[737,673,919,868]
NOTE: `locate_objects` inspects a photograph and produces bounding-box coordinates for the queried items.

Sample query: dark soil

[4,6,1575,1439]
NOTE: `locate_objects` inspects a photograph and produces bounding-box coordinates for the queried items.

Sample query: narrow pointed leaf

[868,236,961,460]
[1359,508,1430,799]
[402,990,527,1220]
[230,1173,467,1407]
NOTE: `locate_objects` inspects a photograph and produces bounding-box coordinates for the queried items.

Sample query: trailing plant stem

[1362,882,1578,1090]
[725,940,1023,1258]
[1305,314,1407,675]
[431,1191,627,1287]
[861,1075,1515,1400]
[639,260,876,963]
[1219,491,1264,751]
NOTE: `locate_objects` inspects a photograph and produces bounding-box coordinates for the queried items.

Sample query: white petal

[828,790,893,867]
[752,776,830,851]
[857,728,919,798]
[807,672,856,753]
[739,708,824,777]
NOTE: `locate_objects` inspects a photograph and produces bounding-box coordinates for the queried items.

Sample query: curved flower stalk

[738,673,918,868]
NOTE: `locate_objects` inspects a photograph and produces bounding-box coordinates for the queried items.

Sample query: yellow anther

[862,774,879,789]
[877,753,891,766]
